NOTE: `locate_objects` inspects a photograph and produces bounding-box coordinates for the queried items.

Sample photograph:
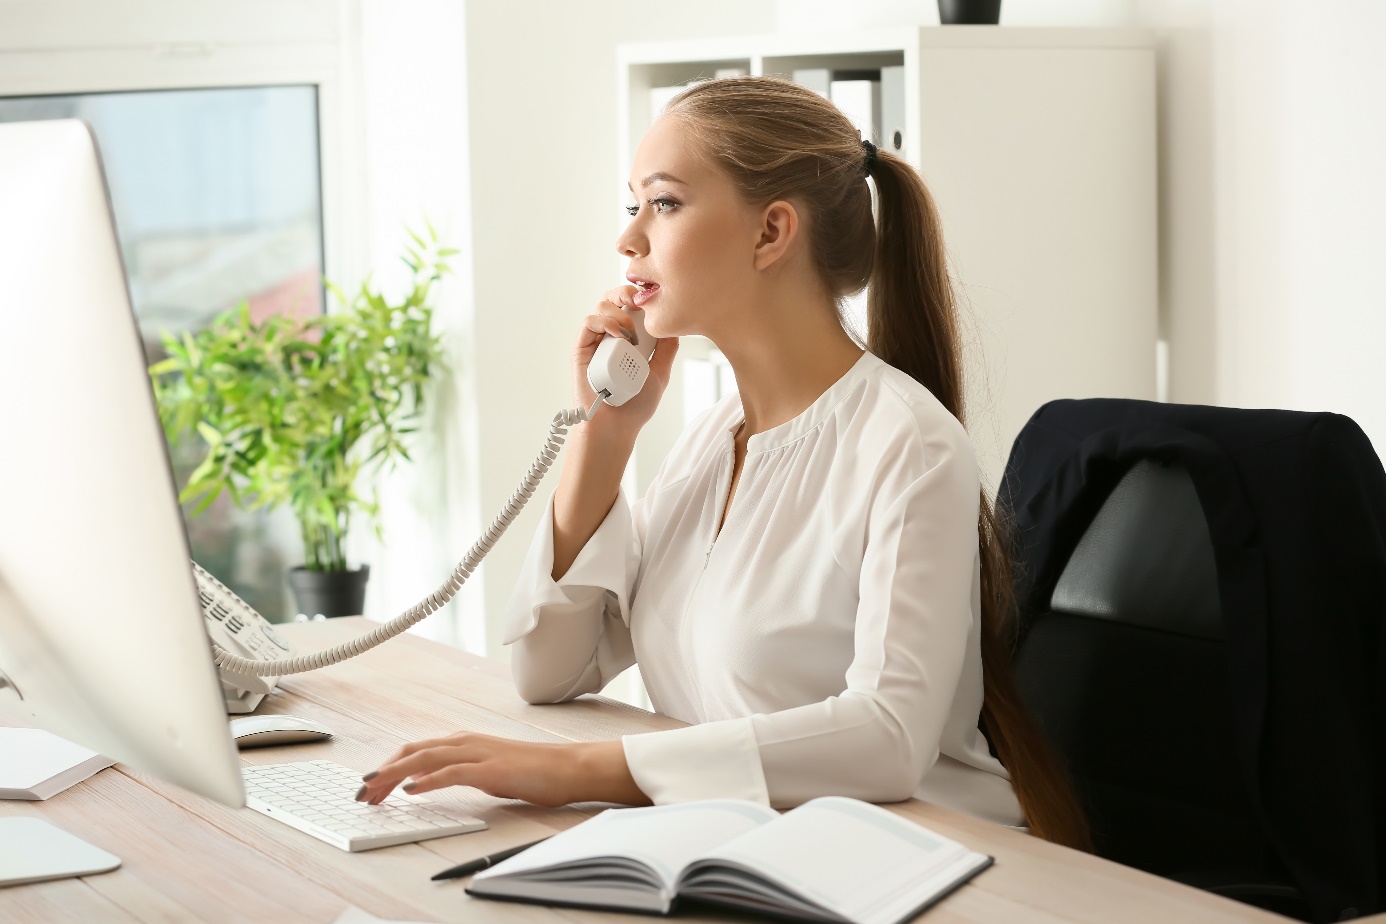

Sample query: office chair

[1009,456,1310,919]
[997,398,1386,922]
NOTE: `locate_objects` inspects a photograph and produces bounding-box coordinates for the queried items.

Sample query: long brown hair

[667,76,1091,851]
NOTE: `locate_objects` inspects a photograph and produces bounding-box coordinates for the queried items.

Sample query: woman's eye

[625,198,679,218]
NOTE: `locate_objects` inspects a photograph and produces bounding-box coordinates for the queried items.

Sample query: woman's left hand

[356,732,587,807]
[357,731,648,803]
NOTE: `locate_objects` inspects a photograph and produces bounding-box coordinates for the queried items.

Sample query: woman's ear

[751,200,800,271]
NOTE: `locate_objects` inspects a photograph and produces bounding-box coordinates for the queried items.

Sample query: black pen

[430,837,551,881]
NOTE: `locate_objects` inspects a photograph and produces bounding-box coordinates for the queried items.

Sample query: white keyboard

[242,760,487,852]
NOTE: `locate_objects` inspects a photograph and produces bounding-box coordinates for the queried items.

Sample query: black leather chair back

[1014,459,1290,888]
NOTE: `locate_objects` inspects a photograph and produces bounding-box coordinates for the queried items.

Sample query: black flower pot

[938,0,1001,24]
[287,565,370,619]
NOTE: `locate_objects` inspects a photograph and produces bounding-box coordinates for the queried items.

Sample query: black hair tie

[861,139,877,176]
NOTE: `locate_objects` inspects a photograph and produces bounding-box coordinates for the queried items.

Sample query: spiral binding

[211,394,605,678]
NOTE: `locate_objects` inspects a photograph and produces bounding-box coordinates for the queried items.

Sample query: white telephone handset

[202,306,654,712]
[586,305,656,405]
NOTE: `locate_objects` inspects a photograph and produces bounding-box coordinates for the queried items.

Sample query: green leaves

[148,226,450,572]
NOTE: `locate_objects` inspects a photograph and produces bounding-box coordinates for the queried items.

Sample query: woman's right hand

[573,286,679,439]
[551,286,677,582]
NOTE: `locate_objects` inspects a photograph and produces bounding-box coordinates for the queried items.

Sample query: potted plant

[150,228,452,618]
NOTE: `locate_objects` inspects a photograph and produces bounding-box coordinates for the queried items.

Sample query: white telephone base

[223,684,267,715]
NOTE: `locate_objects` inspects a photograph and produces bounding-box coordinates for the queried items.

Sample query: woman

[358,76,1089,849]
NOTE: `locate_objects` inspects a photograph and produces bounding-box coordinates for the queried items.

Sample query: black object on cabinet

[938,0,1002,25]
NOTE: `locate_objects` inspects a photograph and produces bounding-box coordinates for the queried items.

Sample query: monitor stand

[0,818,120,886]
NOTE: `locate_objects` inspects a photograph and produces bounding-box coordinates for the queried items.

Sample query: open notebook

[467,797,992,924]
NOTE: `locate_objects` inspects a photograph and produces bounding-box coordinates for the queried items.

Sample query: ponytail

[869,150,1091,851]
[668,76,1091,851]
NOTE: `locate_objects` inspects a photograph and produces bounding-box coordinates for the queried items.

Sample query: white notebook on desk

[467,797,992,924]
[0,728,115,800]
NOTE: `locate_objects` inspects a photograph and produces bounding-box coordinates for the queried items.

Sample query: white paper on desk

[332,906,430,924]
[0,728,115,800]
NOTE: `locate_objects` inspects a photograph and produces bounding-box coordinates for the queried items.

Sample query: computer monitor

[0,119,245,808]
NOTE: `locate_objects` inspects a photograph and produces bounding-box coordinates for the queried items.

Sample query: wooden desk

[1,618,1289,923]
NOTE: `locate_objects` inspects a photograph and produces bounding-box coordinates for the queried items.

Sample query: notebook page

[861,851,993,924]
[475,800,777,890]
[690,797,974,924]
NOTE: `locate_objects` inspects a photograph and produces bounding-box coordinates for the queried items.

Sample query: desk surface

[0,618,1296,923]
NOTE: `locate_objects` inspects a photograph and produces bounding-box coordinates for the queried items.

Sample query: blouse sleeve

[621,435,982,807]
[500,487,645,705]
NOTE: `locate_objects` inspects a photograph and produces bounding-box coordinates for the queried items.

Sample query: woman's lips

[632,284,660,307]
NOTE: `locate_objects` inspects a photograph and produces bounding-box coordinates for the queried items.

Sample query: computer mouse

[230,715,334,749]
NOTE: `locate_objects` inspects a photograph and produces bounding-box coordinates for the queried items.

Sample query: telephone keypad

[261,625,291,651]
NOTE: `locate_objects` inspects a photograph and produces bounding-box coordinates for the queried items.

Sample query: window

[0,85,326,620]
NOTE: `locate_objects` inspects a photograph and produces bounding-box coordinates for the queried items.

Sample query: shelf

[617,27,1155,68]
[761,51,905,79]
[616,27,1157,494]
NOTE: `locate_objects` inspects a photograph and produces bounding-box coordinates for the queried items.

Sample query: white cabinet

[617,27,1157,493]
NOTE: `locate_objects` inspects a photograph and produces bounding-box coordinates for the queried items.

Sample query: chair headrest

[1049,458,1222,639]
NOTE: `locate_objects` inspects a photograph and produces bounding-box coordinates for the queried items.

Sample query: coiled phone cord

[211,392,607,678]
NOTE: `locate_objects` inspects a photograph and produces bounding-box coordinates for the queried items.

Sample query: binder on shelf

[791,67,830,99]
[652,71,743,122]
[829,70,882,144]
[881,65,906,155]
[650,85,683,121]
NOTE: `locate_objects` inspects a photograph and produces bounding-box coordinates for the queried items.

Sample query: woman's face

[616,116,764,341]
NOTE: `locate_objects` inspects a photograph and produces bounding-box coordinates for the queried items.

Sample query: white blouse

[502,351,1024,826]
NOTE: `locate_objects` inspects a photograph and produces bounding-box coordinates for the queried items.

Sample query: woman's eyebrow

[627,172,687,192]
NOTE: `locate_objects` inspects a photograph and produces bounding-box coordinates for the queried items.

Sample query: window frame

[0,0,371,621]
[0,0,368,292]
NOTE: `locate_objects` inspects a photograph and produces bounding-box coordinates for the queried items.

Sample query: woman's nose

[615,223,646,258]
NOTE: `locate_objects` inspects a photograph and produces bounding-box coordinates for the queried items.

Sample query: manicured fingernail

[362,771,377,782]
[354,785,368,801]
[402,781,417,792]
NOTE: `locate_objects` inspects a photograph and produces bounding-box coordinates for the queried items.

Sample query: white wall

[464,0,777,660]
[467,0,1386,661]
[0,0,490,649]
[349,0,487,652]
[0,0,778,663]
[776,0,1386,457]
[1224,0,1386,449]
[14,0,1377,663]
